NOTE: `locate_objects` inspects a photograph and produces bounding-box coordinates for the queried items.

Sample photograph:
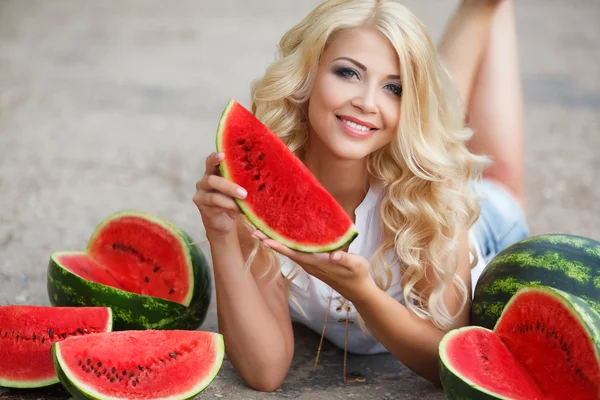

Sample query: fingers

[204,152,224,174]
[199,174,247,199]
[251,230,268,240]
[329,251,365,271]
[262,239,329,264]
[194,191,240,212]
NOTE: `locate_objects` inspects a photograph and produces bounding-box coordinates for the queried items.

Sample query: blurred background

[0,0,598,399]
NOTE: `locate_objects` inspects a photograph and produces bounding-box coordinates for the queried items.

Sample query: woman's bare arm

[209,219,294,392]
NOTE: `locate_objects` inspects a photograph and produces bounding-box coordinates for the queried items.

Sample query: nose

[350,84,378,114]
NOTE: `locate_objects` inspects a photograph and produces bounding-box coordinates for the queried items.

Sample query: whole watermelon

[471,233,600,329]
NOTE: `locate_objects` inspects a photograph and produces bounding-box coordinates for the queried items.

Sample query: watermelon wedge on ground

[440,286,600,400]
[471,233,600,329]
[0,305,112,389]
[51,330,224,399]
[215,99,358,253]
[47,210,212,331]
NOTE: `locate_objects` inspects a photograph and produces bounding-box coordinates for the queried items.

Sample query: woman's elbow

[244,374,285,392]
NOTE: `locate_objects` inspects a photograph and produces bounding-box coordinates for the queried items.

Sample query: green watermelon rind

[47,252,204,331]
[438,326,511,400]
[471,233,600,329]
[0,375,60,390]
[50,333,225,400]
[215,99,359,253]
[0,307,113,389]
[495,285,600,361]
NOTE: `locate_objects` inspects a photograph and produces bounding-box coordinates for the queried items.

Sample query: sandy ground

[1,0,599,398]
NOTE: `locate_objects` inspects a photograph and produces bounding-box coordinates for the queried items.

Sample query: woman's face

[307,27,402,161]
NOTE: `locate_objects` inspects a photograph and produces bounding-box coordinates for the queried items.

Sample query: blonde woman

[193,0,528,391]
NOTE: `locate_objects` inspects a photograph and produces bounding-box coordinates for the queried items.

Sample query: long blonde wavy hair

[241,0,491,331]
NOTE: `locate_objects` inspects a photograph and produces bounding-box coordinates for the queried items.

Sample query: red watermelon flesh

[495,289,600,400]
[440,286,600,400]
[58,215,191,305]
[52,330,224,399]
[216,99,358,253]
[443,327,545,399]
[0,305,112,388]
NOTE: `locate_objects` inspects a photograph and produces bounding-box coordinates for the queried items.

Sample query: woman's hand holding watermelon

[251,230,374,301]
[193,152,248,238]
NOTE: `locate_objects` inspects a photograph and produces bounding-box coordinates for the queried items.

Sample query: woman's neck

[302,146,370,220]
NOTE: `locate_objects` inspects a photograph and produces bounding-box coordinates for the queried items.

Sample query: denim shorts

[470,179,530,264]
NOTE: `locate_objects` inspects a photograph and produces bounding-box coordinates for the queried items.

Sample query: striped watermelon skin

[471,233,600,329]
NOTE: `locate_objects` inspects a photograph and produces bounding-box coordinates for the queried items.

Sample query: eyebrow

[333,56,401,80]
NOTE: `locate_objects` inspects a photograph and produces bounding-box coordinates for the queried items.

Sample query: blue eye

[385,84,402,97]
[334,67,359,79]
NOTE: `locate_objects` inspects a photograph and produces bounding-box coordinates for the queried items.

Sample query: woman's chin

[325,142,374,161]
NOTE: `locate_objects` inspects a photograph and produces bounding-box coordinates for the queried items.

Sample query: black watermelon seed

[41,337,45,343]
[153,266,160,273]
[81,365,86,370]
[48,329,54,336]
[78,360,82,366]
[87,359,91,365]
[132,380,137,387]
[169,352,177,358]
[258,184,266,191]
[112,367,116,374]
[111,378,116,383]
[61,333,67,339]
[97,362,102,367]
[122,371,126,376]
[258,154,264,160]
[244,145,250,151]
[102,368,107,374]
[237,139,245,144]
[77,328,84,334]
[32,334,36,340]
[138,365,143,371]
[144,276,149,283]
[169,288,175,294]
[253,174,260,180]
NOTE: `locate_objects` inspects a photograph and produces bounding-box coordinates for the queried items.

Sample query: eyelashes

[332,67,402,97]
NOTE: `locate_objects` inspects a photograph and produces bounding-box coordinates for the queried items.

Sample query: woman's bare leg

[438,0,526,211]
[463,0,526,210]
[437,0,500,107]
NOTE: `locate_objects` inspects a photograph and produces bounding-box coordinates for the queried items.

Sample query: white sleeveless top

[279,184,486,355]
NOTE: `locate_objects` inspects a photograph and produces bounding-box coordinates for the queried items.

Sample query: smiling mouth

[336,116,377,132]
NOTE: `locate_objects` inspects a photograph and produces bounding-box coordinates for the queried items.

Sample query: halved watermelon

[47,210,212,331]
[0,305,112,389]
[439,286,600,400]
[215,99,358,253]
[51,330,224,399]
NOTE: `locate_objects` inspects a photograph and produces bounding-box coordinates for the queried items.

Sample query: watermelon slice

[51,330,224,399]
[47,210,212,331]
[439,286,600,400]
[215,99,358,253]
[0,305,112,389]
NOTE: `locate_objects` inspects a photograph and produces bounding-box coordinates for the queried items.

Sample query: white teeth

[341,119,371,132]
